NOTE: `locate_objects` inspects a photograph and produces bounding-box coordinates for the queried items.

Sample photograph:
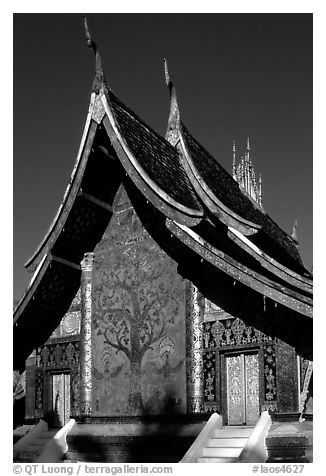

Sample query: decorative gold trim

[79,252,94,416]
[92,94,106,124]
[186,283,204,412]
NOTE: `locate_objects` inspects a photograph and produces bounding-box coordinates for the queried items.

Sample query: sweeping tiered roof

[14,20,312,370]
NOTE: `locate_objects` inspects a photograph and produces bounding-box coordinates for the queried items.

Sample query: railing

[179,412,223,463]
[238,411,271,463]
[36,419,76,463]
[13,420,48,460]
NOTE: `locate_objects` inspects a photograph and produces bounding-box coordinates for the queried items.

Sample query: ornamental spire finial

[164,58,180,146]
[83,15,107,93]
[291,219,298,242]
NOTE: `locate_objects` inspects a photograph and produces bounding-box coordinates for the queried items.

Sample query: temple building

[13,19,312,462]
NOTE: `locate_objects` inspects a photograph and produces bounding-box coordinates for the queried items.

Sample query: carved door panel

[226,352,259,425]
[51,373,70,428]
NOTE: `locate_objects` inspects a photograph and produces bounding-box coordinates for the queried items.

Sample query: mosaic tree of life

[94,241,181,414]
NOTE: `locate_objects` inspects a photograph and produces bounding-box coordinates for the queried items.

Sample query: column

[185,283,204,413]
[79,252,94,417]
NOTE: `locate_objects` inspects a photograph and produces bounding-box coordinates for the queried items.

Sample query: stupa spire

[232,140,237,178]
[233,138,263,208]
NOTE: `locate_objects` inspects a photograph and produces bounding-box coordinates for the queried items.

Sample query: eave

[25,93,103,273]
[166,219,312,319]
[227,227,313,294]
[14,253,81,371]
[177,124,307,276]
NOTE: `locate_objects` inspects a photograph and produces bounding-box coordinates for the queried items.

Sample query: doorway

[225,351,259,425]
[49,372,71,428]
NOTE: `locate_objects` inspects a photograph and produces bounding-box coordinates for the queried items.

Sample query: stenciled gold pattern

[245,354,260,425]
[227,354,243,425]
[37,341,79,368]
[226,353,259,425]
[92,94,106,124]
[52,373,71,427]
[80,252,94,416]
[185,284,204,413]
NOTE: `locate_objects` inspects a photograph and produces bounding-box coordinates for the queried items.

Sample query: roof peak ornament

[232,140,236,178]
[164,58,181,147]
[233,139,263,208]
[291,219,298,242]
[84,15,107,93]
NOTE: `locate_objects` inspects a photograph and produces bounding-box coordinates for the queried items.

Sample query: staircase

[180,411,271,463]
[15,429,58,462]
[197,425,253,463]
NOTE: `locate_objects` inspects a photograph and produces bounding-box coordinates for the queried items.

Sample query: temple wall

[22,187,301,423]
[91,186,186,416]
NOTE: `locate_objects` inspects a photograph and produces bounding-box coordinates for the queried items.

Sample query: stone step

[202,446,243,458]
[25,443,45,453]
[33,436,55,446]
[197,456,239,463]
[16,448,42,462]
[207,437,248,447]
[15,431,58,463]
[38,430,58,439]
[214,427,253,438]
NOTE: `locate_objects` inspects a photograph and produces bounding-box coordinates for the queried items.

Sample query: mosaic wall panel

[275,339,298,412]
[49,308,81,339]
[263,343,277,405]
[70,368,81,418]
[92,185,186,416]
[203,351,216,403]
[299,357,311,393]
[35,370,44,418]
[299,357,313,413]
[36,341,79,368]
[203,317,273,350]
[25,366,36,420]
[202,315,278,414]
[204,299,232,322]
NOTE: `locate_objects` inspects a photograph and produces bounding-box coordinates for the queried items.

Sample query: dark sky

[13,13,312,303]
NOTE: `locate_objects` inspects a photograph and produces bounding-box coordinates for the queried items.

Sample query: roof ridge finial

[164,58,181,146]
[84,15,107,93]
[291,218,298,242]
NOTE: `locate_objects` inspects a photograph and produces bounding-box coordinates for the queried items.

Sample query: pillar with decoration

[79,252,94,417]
[185,283,205,413]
